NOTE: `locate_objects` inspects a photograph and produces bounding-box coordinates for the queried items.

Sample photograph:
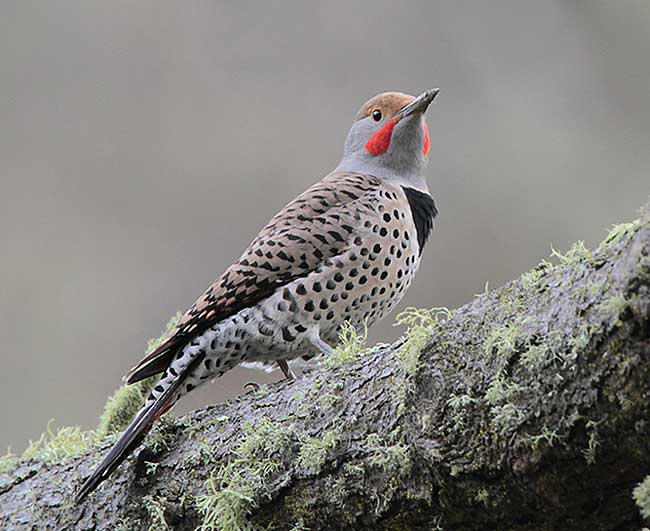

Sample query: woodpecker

[75,88,440,502]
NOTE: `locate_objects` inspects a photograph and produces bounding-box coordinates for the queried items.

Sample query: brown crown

[355,92,415,121]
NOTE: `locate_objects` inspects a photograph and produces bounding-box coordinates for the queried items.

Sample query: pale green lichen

[483,321,527,359]
[520,343,553,369]
[484,373,523,406]
[143,495,172,531]
[143,417,175,455]
[365,432,410,473]
[520,259,552,290]
[364,430,412,516]
[21,421,94,462]
[446,393,477,431]
[196,417,294,531]
[316,392,341,410]
[322,320,368,369]
[288,520,310,531]
[490,403,526,436]
[0,451,18,474]
[96,312,182,439]
[447,393,477,411]
[296,430,341,475]
[550,240,591,265]
[144,460,160,476]
[389,308,451,412]
[582,419,603,465]
[484,371,526,436]
[597,295,629,326]
[633,475,650,519]
[395,307,451,376]
[521,425,561,452]
[475,487,490,507]
[601,220,640,248]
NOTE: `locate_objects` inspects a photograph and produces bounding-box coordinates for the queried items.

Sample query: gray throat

[335,155,429,193]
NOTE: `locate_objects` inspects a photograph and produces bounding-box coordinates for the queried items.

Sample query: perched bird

[75,88,439,502]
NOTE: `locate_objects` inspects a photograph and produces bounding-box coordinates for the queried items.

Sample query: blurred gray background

[1,1,649,450]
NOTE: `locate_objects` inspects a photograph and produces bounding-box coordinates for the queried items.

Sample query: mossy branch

[1,205,650,531]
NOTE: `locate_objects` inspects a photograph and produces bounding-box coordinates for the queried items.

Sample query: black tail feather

[75,354,203,503]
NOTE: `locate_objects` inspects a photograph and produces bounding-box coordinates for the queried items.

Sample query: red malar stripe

[365,118,397,155]
[423,120,430,156]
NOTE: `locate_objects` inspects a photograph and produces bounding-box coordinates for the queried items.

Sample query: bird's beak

[395,88,440,121]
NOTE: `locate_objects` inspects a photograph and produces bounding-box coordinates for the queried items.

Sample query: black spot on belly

[282,327,296,342]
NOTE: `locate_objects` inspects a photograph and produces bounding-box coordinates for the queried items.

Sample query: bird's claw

[243,381,260,393]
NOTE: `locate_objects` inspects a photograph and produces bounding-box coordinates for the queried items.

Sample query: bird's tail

[75,353,204,503]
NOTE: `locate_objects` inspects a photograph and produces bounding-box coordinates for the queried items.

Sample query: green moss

[115,519,141,531]
[633,475,650,519]
[196,416,294,531]
[144,460,161,476]
[520,259,552,290]
[474,487,490,506]
[0,451,18,474]
[484,373,522,406]
[365,432,410,473]
[601,220,640,247]
[388,308,451,414]
[447,393,476,410]
[143,417,175,455]
[296,430,341,475]
[582,419,603,465]
[395,307,451,376]
[566,323,591,362]
[364,430,412,516]
[288,520,310,531]
[143,495,172,531]
[550,240,591,265]
[484,369,526,437]
[317,392,341,410]
[483,321,527,359]
[521,426,560,452]
[490,403,525,436]
[21,421,94,462]
[323,320,368,369]
[597,295,629,326]
[96,312,182,439]
[446,393,477,431]
[520,344,554,369]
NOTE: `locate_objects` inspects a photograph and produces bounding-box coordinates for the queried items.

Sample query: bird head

[338,89,439,185]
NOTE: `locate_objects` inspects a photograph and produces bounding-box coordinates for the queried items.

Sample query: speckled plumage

[144,172,436,401]
[76,88,439,502]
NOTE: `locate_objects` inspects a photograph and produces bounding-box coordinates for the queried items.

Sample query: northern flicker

[75,88,439,502]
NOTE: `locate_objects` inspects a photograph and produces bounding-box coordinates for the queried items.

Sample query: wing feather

[125,172,379,383]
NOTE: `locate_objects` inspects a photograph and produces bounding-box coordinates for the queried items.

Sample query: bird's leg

[309,335,334,356]
[276,359,296,381]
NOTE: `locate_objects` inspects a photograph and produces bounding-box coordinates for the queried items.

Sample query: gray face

[336,90,436,188]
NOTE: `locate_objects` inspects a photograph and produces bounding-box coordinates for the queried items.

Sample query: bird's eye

[372,109,382,122]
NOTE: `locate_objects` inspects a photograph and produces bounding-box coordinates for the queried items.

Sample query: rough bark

[2,206,650,531]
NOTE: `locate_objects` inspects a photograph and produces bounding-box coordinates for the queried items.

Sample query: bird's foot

[242,381,260,393]
[277,359,296,381]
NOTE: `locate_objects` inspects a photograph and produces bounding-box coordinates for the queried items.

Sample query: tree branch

[2,205,650,531]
